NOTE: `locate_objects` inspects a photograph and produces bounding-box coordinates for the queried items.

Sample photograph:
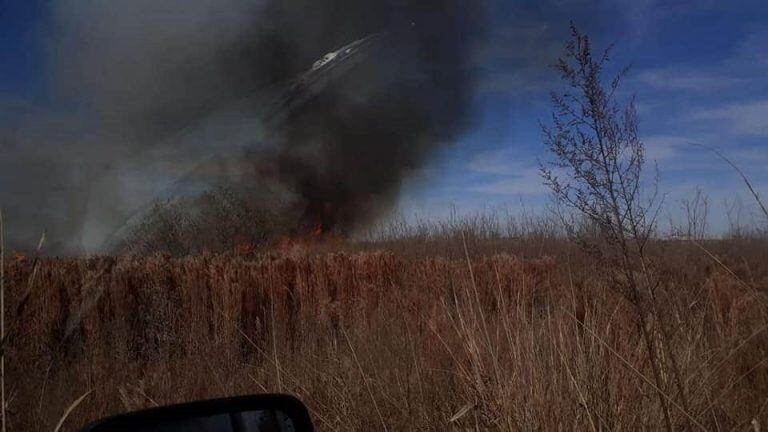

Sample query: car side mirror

[80,394,314,432]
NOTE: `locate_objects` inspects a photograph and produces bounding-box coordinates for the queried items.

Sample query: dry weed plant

[540,25,767,431]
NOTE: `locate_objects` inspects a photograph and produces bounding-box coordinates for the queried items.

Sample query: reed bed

[3,238,767,431]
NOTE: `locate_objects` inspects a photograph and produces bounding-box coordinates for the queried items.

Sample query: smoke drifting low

[2,0,487,253]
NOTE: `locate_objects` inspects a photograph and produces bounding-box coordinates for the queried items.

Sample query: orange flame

[13,252,28,264]
[234,235,257,256]
[276,222,326,254]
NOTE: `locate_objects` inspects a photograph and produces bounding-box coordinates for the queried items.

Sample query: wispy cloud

[472,19,562,96]
[734,28,768,68]
[643,135,695,161]
[465,148,549,196]
[689,100,768,137]
[466,148,533,176]
[636,67,746,91]
[477,68,555,95]
[641,134,765,174]
[470,173,548,196]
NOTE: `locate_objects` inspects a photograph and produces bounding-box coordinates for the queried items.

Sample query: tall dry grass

[2,232,767,431]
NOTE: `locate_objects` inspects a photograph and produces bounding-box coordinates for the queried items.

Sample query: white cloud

[466,148,534,176]
[689,100,768,137]
[477,68,555,96]
[729,147,768,163]
[735,29,768,68]
[636,67,746,91]
[642,135,695,161]
[470,172,549,196]
[465,148,549,196]
[640,135,764,174]
[472,19,562,96]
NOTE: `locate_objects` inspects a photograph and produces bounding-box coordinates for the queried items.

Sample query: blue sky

[396,0,768,233]
[2,0,767,236]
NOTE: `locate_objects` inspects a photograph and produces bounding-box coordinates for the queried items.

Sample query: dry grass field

[4,231,768,431]
[3,6,766,432]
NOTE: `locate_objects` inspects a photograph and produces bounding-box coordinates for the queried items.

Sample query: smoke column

[2,0,487,253]
[0,0,659,254]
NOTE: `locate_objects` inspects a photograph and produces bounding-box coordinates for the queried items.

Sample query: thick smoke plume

[2,0,486,253]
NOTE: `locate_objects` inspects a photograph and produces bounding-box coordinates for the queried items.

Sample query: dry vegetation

[2,229,767,431]
[2,26,766,432]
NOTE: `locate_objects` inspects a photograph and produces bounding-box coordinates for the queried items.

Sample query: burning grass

[2,235,768,431]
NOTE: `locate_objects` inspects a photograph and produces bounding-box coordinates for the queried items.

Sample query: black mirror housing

[80,394,314,432]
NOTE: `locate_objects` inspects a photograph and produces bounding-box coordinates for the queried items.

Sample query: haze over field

[1,0,767,251]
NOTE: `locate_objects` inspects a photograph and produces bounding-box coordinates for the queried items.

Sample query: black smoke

[3,0,487,253]
[267,6,485,233]
[0,0,652,254]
